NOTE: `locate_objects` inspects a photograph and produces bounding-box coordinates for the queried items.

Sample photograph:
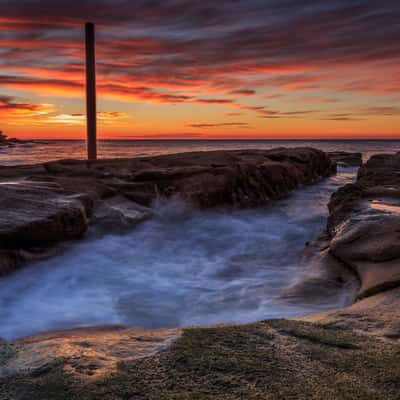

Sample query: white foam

[0,168,357,340]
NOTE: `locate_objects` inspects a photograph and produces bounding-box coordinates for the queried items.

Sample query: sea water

[0,162,357,339]
[1,139,399,166]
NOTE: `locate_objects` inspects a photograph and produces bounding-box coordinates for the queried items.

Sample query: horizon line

[21,137,400,142]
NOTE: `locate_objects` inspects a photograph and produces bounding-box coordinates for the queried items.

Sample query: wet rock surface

[280,234,359,306]
[0,148,335,275]
[327,152,400,298]
[0,182,92,247]
[0,181,93,276]
[0,326,179,382]
[3,149,400,399]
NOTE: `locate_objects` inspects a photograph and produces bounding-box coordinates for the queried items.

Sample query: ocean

[1,139,399,166]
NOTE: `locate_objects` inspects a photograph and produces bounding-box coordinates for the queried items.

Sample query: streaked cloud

[188,122,250,129]
[0,0,399,138]
[42,112,129,125]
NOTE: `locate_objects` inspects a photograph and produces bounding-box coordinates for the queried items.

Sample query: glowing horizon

[1,1,400,140]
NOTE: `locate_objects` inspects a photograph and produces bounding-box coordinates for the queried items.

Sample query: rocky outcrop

[0,148,335,275]
[0,182,92,248]
[92,195,153,234]
[0,181,94,276]
[280,234,359,306]
[0,131,29,147]
[2,150,400,399]
[0,131,8,146]
[325,153,400,299]
[327,151,363,167]
[287,152,400,303]
[40,148,336,208]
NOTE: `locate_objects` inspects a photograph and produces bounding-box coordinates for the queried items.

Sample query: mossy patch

[1,320,399,399]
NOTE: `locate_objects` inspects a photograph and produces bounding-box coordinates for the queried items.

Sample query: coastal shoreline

[0,131,36,148]
[0,147,336,276]
[1,148,400,399]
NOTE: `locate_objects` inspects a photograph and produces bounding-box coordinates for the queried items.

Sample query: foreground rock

[0,181,94,276]
[280,234,359,306]
[287,152,400,304]
[0,326,179,381]
[327,152,400,298]
[1,319,399,399]
[2,150,400,399]
[0,148,335,275]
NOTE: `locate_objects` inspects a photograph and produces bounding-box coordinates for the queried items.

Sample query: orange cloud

[41,112,128,126]
[0,96,55,125]
[1,1,400,139]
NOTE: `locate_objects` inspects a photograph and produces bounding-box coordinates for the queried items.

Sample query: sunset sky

[1,0,400,140]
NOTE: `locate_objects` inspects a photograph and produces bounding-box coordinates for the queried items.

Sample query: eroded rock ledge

[286,151,400,306]
[328,152,400,299]
[327,151,362,167]
[1,150,400,399]
[0,147,335,276]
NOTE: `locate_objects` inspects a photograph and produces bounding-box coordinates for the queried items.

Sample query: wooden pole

[85,22,97,160]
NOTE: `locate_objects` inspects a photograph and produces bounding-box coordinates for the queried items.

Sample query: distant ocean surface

[1,139,400,166]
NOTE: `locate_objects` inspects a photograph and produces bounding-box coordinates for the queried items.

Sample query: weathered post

[85,22,97,160]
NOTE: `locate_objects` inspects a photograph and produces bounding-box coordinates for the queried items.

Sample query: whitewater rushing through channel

[0,167,358,340]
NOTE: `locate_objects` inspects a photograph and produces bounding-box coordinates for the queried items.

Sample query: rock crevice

[0,147,335,275]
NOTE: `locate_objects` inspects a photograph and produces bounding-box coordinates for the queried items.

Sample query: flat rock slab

[0,326,179,381]
[301,285,400,339]
[1,320,399,399]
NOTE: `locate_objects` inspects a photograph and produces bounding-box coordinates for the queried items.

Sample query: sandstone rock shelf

[327,152,400,299]
[0,147,335,276]
[2,149,400,399]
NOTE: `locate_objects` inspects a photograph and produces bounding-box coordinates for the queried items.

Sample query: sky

[0,0,400,140]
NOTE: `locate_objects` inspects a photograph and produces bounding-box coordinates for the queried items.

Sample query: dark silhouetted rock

[0,131,8,147]
[328,151,363,167]
[0,181,93,275]
[0,131,32,147]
